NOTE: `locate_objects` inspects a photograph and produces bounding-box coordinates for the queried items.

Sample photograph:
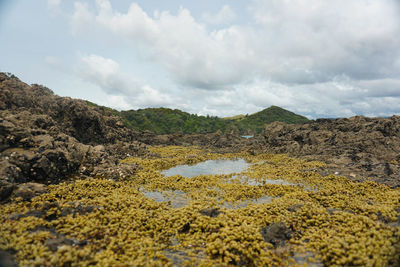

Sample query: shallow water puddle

[164,244,207,266]
[140,189,188,208]
[157,159,297,209]
[161,158,249,177]
[147,159,313,209]
[229,175,297,186]
[290,251,323,267]
[222,195,275,209]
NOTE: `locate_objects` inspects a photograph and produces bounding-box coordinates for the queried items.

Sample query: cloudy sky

[1,0,400,118]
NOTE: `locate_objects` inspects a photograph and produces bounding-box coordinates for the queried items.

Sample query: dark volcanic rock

[0,249,17,267]
[28,226,88,252]
[260,222,293,248]
[137,130,251,153]
[0,73,139,145]
[0,73,148,200]
[199,208,222,217]
[0,181,15,202]
[11,182,48,200]
[259,118,400,187]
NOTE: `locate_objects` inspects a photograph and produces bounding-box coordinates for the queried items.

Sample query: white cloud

[77,54,176,109]
[79,54,139,95]
[249,0,400,82]
[90,0,258,89]
[202,5,236,25]
[106,95,132,110]
[71,2,94,34]
[73,0,400,89]
[134,85,174,107]
[66,0,400,118]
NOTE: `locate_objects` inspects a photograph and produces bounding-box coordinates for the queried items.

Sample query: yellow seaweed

[0,145,399,266]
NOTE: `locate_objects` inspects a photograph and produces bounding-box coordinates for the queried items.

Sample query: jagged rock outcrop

[260,117,400,187]
[0,73,138,145]
[0,73,147,201]
[1,72,399,194]
[136,130,250,151]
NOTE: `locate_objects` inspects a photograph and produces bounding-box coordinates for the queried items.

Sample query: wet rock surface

[29,226,88,252]
[260,222,294,248]
[11,182,48,200]
[199,208,222,217]
[0,249,17,267]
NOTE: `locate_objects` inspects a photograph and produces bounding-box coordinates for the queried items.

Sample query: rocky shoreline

[1,72,400,204]
[0,73,149,202]
[0,73,399,266]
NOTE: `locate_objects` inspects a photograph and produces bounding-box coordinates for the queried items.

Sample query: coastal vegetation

[86,102,309,134]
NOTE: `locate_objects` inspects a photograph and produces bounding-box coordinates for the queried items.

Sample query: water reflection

[290,251,324,267]
[230,175,296,186]
[140,189,188,208]
[146,159,313,210]
[162,159,249,177]
[222,195,275,209]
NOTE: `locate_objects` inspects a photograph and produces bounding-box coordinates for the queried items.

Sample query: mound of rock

[1,71,399,194]
[0,73,138,144]
[137,130,251,153]
[0,73,147,201]
[260,117,400,187]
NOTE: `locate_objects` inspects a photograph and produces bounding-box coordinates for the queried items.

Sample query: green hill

[229,106,309,133]
[119,108,228,134]
[85,102,308,134]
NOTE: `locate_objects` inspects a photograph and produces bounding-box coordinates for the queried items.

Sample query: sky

[1,0,400,119]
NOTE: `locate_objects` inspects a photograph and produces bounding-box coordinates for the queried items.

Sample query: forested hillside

[229,106,309,133]
[86,104,309,134]
[120,108,228,134]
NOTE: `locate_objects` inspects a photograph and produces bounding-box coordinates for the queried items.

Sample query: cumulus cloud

[250,0,400,82]
[77,54,176,110]
[90,0,258,89]
[72,0,400,87]
[78,54,133,95]
[67,0,400,117]
[70,2,94,34]
[202,5,236,25]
